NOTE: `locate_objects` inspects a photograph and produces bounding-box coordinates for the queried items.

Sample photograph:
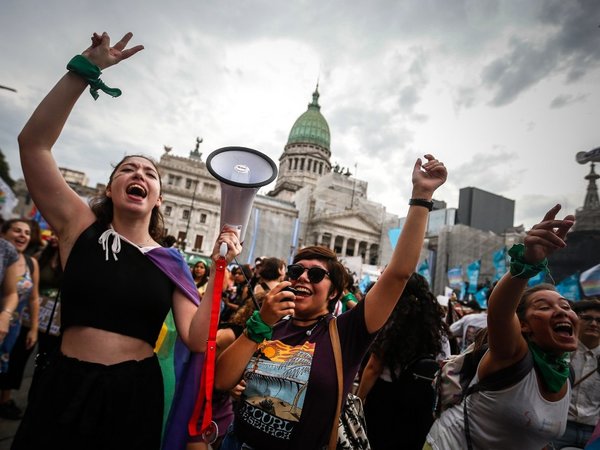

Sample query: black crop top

[60,222,174,346]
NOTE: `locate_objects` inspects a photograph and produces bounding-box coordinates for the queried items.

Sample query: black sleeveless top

[60,222,174,346]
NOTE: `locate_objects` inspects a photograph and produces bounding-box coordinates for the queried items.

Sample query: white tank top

[427,368,570,450]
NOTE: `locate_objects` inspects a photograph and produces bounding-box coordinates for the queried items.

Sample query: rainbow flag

[447,266,463,288]
[142,246,205,450]
[580,263,600,297]
[585,420,600,449]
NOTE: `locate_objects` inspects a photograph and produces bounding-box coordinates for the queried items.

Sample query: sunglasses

[287,264,329,284]
[579,315,600,324]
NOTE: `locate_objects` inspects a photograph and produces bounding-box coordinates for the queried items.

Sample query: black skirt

[12,352,164,450]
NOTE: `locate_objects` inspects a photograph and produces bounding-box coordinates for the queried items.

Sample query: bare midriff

[61,326,155,365]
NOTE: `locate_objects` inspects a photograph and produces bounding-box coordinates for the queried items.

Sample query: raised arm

[363,155,447,333]
[18,32,143,245]
[172,227,242,353]
[481,204,574,376]
[0,263,19,340]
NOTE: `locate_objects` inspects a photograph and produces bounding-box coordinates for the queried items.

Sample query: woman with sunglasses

[215,154,447,450]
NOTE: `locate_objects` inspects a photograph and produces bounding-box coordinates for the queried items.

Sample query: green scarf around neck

[528,341,570,393]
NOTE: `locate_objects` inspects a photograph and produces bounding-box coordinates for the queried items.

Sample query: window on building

[164,206,172,216]
[182,209,190,220]
[334,236,344,255]
[203,183,217,195]
[200,213,207,224]
[185,178,193,189]
[194,235,204,251]
[307,159,312,171]
[300,158,305,170]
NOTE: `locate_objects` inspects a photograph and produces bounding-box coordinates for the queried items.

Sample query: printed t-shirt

[235,300,375,450]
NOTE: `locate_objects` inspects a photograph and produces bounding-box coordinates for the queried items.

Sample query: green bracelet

[66,55,122,100]
[508,244,549,279]
[245,311,273,343]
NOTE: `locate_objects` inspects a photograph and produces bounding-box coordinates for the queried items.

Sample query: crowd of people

[0,30,598,450]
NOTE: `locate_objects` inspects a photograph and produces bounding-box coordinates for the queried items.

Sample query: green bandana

[67,55,122,100]
[528,341,570,393]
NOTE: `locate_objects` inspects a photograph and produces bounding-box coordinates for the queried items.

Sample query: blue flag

[492,247,507,281]
[474,286,489,309]
[388,228,402,250]
[556,273,581,301]
[418,259,431,286]
[466,260,481,294]
[359,274,371,294]
[527,271,546,287]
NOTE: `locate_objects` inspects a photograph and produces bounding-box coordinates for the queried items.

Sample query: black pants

[12,352,164,450]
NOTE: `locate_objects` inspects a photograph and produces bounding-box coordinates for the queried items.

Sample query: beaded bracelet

[508,244,549,279]
[67,55,122,100]
[244,311,273,343]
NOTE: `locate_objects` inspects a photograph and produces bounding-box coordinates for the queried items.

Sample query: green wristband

[245,311,273,343]
[508,244,549,279]
[67,55,122,100]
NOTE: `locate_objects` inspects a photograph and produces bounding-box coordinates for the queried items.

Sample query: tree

[0,148,14,188]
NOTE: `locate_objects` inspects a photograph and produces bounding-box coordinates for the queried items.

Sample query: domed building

[268,86,332,201]
[267,86,397,267]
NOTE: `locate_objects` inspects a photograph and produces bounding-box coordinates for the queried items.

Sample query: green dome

[287,87,330,149]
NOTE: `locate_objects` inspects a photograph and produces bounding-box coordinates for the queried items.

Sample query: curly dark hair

[89,155,165,242]
[370,273,449,378]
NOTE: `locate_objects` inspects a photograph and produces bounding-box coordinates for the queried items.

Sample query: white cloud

[1,0,597,230]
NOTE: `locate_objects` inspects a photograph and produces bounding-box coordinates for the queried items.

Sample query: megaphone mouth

[206,146,278,188]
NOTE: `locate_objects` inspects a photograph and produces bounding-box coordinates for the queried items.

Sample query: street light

[182,178,199,252]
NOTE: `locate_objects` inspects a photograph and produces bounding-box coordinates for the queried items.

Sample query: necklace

[293,314,329,336]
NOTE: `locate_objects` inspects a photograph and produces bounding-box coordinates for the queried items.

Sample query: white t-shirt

[427,366,570,450]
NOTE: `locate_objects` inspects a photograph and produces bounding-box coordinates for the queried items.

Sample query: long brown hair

[89,155,165,241]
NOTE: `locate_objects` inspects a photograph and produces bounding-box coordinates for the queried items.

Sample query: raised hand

[211,226,242,264]
[411,154,447,198]
[82,32,144,70]
[258,282,296,326]
[523,204,575,264]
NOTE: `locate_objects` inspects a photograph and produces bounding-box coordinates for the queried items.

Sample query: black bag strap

[463,350,533,450]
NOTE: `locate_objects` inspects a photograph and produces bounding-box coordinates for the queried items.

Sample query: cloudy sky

[1,0,598,228]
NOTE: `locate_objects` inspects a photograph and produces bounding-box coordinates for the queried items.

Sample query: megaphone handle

[219,242,228,257]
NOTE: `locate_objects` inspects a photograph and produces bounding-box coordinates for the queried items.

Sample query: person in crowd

[0,219,40,420]
[221,265,253,323]
[0,239,19,347]
[333,271,358,315]
[426,204,576,450]
[12,30,242,449]
[551,298,600,449]
[253,256,286,295]
[23,219,44,259]
[29,234,63,360]
[449,299,488,352]
[357,272,449,450]
[192,260,211,298]
[215,154,447,449]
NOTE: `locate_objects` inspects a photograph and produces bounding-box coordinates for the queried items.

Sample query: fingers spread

[120,45,145,60]
[113,32,133,51]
